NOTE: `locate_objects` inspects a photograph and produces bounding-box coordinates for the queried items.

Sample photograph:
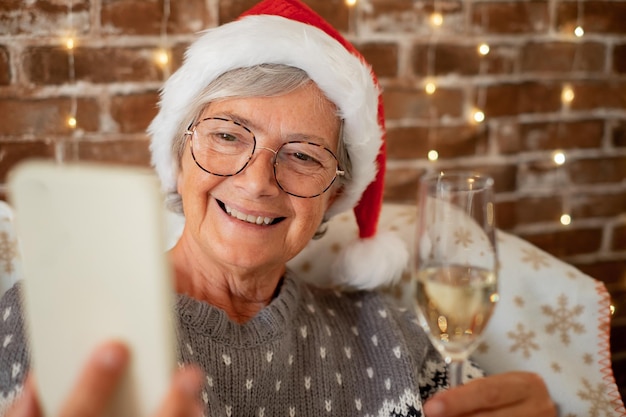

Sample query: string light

[430,12,443,27]
[472,109,485,123]
[155,48,170,67]
[425,81,437,95]
[574,26,584,37]
[156,0,171,76]
[478,43,490,56]
[428,150,439,161]
[560,213,572,226]
[552,150,566,165]
[64,0,77,131]
[561,85,575,104]
[346,0,357,6]
[610,304,616,315]
[67,116,77,128]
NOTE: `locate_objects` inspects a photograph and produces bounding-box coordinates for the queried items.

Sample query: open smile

[217,200,285,226]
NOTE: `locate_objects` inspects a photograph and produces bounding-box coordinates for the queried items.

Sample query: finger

[154,366,204,417]
[423,372,552,417]
[58,341,129,417]
[5,375,43,417]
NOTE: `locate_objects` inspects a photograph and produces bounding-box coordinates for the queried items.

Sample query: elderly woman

[1,0,557,416]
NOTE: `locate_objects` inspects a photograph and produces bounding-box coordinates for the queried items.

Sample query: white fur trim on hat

[148,14,382,219]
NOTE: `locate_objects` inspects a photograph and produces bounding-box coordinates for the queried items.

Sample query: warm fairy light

[610,304,616,315]
[346,0,357,6]
[427,150,439,161]
[574,26,585,37]
[425,81,437,95]
[560,214,572,226]
[65,36,75,50]
[155,48,170,66]
[67,116,77,128]
[472,109,485,123]
[553,151,566,165]
[430,12,443,27]
[562,85,575,104]
[478,43,490,56]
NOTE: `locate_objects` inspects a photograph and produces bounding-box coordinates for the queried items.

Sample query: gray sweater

[0,273,481,417]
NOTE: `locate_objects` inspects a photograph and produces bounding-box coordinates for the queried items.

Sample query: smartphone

[8,160,177,417]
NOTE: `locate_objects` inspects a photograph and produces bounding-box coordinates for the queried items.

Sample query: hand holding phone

[8,161,177,417]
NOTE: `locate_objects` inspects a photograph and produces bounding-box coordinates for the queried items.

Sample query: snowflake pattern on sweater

[0,273,482,416]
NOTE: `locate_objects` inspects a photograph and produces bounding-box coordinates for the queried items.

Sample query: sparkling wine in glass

[413,171,499,387]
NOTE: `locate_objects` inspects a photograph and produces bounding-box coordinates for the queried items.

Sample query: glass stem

[448,359,464,388]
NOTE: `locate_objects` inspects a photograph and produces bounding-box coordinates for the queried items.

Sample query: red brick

[412,43,517,76]
[613,224,626,252]
[387,124,488,159]
[514,119,604,153]
[611,118,626,148]
[613,355,626,403]
[0,140,56,183]
[0,1,89,36]
[482,82,562,118]
[357,42,399,78]
[521,42,606,73]
[219,0,349,31]
[24,46,166,85]
[569,81,626,111]
[520,227,603,257]
[570,190,626,220]
[567,156,626,185]
[76,138,151,167]
[383,85,464,120]
[614,44,626,74]
[575,261,626,290]
[0,98,99,135]
[367,0,463,33]
[557,1,626,35]
[101,0,211,35]
[612,326,626,358]
[510,195,564,226]
[0,45,9,85]
[471,2,549,34]
[383,167,424,203]
[110,92,159,133]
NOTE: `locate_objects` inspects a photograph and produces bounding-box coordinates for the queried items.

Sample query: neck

[168,236,286,324]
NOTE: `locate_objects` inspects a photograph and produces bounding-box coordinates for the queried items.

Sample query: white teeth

[224,204,274,226]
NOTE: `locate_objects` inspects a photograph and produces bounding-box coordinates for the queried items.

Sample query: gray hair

[166,64,352,237]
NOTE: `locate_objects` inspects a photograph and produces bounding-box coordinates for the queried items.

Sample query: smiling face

[176,82,341,275]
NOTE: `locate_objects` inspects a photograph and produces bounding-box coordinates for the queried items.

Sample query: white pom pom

[330,231,410,290]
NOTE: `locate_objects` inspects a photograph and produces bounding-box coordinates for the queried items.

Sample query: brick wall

[1,0,625,397]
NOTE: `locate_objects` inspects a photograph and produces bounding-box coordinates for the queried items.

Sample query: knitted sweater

[0,273,481,417]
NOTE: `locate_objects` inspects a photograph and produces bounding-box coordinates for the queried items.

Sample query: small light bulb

[562,85,575,103]
[65,37,75,50]
[478,43,490,56]
[574,26,584,37]
[473,110,485,123]
[430,12,443,27]
[425,82,437,95]
[67,116,77,128]
[553,151,566,165]
[610,304,616,315]
[346,0,357,6]
[560,214,571,226]
[427,150,439,161]
[155,49,169,66]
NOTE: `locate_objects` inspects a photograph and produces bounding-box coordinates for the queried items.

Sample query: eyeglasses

[185,117,345,198]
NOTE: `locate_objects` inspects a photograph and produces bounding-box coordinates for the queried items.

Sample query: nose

[231,145,281,197]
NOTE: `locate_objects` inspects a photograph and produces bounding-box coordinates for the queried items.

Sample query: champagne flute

[413,171,499,387]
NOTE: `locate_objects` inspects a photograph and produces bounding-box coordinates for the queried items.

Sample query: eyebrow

[205,111,335,148]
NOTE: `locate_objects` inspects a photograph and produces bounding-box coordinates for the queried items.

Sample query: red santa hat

[149,0,408,289]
